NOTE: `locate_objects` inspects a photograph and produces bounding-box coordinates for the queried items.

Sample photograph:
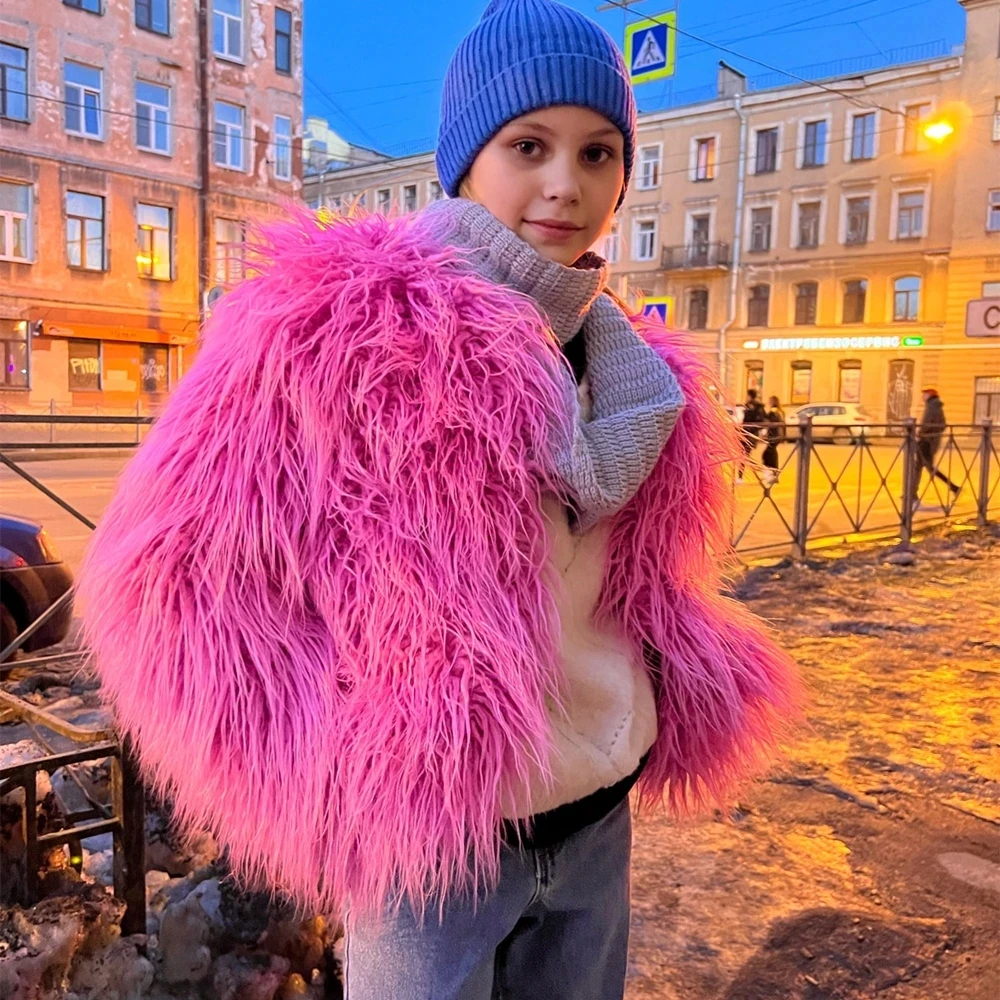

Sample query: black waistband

[502,753,649,851]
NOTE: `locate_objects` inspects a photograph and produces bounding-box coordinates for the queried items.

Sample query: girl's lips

[524,220,585,242]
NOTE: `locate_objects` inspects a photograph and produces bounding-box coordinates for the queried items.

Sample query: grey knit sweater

[424,198,685,531]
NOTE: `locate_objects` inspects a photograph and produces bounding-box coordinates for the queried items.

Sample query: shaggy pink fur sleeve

[596,318,803,812]
[76,211,572,919]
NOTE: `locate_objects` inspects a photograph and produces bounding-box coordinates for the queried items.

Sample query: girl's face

[464,105,625,266]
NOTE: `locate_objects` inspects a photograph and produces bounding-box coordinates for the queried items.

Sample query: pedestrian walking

[912,386,961,506]
[76,3,799,998]
[737,389,768,482]
[761,396,786,486]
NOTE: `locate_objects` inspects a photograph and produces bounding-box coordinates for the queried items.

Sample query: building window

[896,190,925,239]
[902,103,931,153]
[403,184,417,213]
[694,137,716,181]
[637,146,661,190]
[843,279,867,324]
[0,182,30,262]
[64,0,101,12]
[988,190,1000,233]
[376,188,391,213]
[135,0,169,34]
[790,361,813,405]
[688,288,708,331]
[213,101,245,170]
[850,112,876,161]
[745,361,764,396]
[845,196,870,245]
[794,282,818,325]
[747,284,770,327]
[0,43,28,122]
[974,376,1000,423]
[428,180,443,202]
[141,345,169,393]
[893,276,921,322]
[797,201,820,248]
[749,206,772,252]
[0,320,29,388]
[135,80,170,154]
[839,360,862,403]
[634,218,657,261]
[602,222,620,264]
[994,97,1000,143]
[273,115,292,180]
[214,218,244,283]
[68,339,101,391]
[64,61,102,138]
[275,7,292,74]
[213,0,243,60]
[754,127,778,174]
[984,281,1000,297]
[65,191,105,270]
[802,119,827,167]
[136,203,171,280]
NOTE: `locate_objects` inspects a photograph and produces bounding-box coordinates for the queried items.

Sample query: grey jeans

[345,798,632,1000]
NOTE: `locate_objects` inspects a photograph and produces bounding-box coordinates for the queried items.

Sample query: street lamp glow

[923,119,955,143]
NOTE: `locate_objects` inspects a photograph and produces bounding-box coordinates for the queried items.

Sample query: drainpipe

[720,92,748,393]
[197,0,211,326]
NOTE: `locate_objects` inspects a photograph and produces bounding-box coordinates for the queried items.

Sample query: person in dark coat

[761,395,786,485]
[738,389,768,482]
[912,387,960,504]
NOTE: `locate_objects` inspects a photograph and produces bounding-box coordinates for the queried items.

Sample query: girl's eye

[583,145,612,164]
[513,140,542,157]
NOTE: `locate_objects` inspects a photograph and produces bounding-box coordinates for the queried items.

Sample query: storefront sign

[966,298,1000,337]
[746,336,909,351]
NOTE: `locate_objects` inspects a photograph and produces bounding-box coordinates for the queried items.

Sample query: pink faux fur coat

[77,208,799,918]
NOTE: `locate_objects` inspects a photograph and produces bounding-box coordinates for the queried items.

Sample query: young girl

[78,2,798,997]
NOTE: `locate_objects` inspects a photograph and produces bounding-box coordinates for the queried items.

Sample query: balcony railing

[661,242,731,270]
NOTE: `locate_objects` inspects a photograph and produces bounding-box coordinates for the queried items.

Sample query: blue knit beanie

[437,0,637,201]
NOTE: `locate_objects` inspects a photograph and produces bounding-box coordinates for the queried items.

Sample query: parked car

[1,514,74,659]
[785,403,879,444]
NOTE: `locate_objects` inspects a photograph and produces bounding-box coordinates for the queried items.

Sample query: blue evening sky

[303,0,966,157]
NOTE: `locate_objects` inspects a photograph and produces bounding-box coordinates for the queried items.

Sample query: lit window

[1,319,29,388]
[136,203,172,280]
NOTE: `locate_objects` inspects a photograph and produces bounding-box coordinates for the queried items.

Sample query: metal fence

[732,417,998,558]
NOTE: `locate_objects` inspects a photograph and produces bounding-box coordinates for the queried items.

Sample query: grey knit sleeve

[551,295,685,533]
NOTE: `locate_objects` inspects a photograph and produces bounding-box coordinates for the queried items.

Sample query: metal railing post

[978,419,993,527]
[49,398,55,444]
[901,417,917,545]
[793,415,813,559]
[135,400,141,445]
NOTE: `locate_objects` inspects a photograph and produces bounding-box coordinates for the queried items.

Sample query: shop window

[745,361,764,396]
[141,345,169,392]
[68,338,101,391]
[790,361,812,405]
[1,318,29,388]
[973,376,1000,423]
[838,360,862,403]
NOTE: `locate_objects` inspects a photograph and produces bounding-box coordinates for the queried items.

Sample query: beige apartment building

[0,0,302,412]
[303,0,1000,425]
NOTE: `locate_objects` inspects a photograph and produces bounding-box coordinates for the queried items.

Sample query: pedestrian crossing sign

[640,295,674,326]
[624,12,676,86]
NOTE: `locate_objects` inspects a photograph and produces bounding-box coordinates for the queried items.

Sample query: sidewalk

[627,526,1000,1000]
